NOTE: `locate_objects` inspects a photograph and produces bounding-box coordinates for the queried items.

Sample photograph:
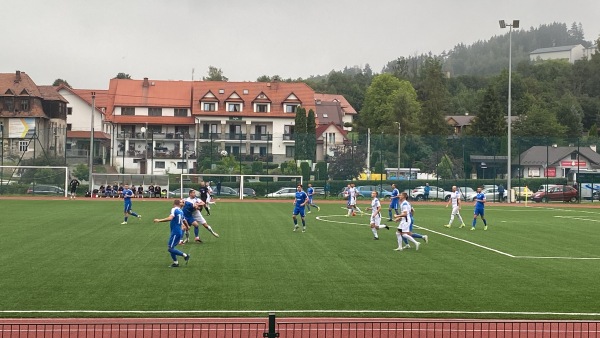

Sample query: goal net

[91,174,169,198]
[0,165,69,198]
[179,174,303,199]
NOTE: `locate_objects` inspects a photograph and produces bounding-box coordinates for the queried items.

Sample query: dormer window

[203,102,217,111]
[284,104,299,113]
[228,103,241,112]
[255,103,269,113]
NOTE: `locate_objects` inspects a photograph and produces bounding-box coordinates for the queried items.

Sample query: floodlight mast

[500,19,519,203]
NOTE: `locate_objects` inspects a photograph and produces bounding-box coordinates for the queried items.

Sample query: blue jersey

[123,188,134,201]
[182,201,195,218]
[307,187,314,199]
[169,207,184,235]
[295,191,308,207]
[390,188,399,207]
[475,193,486,209]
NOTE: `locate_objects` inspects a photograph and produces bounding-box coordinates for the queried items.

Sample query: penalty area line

[415,225,515,258]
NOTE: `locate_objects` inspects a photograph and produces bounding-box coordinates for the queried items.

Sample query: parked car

[169,187,194,197]
[532,185,578,203]
[266,187,297,198]
[457,186,477,201]
[537,184,562,193]
[234,187,256,198]
[211,185,239,197]
[477,188,507,202]
[355,185,393,199]
[410,186,452,201]
[26,184,65,195]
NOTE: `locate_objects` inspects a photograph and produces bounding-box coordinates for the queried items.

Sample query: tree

[294,107,307,160]
[203,66,228,81]
[416,57,452,136]
[72,164,89,182]
[306,109,317,161]
[469,85,506,137]
[359,74,419,134]
[327,145,367,180]
[52,79,71,88]
[554,93,583,138]
[114,73,131,79]
[513,103,567,140]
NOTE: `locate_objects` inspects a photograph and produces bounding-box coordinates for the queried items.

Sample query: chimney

[15,70,21,82]
[143,77,149,87]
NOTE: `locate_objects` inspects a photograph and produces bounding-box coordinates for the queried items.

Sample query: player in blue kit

[388,183,400,221]
[153,199,190,267]
[472,187,488,230]
[181,190,199,243]
[120,184,141,224]
[292,184,309,232]
[306,183,320,213]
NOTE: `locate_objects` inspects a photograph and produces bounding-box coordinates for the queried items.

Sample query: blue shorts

[124,201,132,213]
[184,216,195,226]
[293,206,305,217]
[389,201,398,209]
[308,197,314,204]
[474,208,485,217]
[168,232,182,249]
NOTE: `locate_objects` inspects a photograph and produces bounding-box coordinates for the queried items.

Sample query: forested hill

[383,22,594,78]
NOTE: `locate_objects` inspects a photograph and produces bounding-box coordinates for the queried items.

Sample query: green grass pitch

[1,198,599,319]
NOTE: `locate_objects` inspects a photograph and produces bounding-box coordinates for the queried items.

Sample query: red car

[532,185,578,203]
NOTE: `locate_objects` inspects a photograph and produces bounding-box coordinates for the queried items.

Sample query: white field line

[317,215,600,260]
[2,309,600,316]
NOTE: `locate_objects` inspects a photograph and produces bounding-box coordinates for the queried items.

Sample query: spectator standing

[424,183,431,201]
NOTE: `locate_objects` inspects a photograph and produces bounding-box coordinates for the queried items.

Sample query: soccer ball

[220,150,228,157]
[352,212,356,216]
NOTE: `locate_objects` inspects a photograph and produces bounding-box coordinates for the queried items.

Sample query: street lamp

[89,92,95,189]
[500,19,519,203]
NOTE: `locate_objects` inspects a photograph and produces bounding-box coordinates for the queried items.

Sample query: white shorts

[349,197,356,206]
[451,206,461,215]
[370,213,381,226]
[398,221,410,233]
[193,212,206,225]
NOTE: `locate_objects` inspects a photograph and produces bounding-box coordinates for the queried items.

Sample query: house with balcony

[314,93,357,130]
[0,71,68,161]
[104,78,196,174]
[314,100,350,161]
[56,85,111,165]
[192,81,316,164]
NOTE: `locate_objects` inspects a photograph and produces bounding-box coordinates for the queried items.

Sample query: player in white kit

[444,186,466,228]
[366,191,389,240]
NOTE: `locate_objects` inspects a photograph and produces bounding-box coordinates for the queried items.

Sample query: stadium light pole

[89,92,95,189]
[500,19,519,203]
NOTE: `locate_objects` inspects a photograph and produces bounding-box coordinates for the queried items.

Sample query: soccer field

[1,198,599,319]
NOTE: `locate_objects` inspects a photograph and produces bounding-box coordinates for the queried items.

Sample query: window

[149,125,162,133]
[20,99,29,111]
[66,124,72,131]
[255,103,268,112]
[177,162,188,169]
[122,107,135,115]
[284,125,294,140]
[327,133,335,144]
[286,146,295,158]
[155,161,165,169]
[285,104,298,113]
[571,153,577,160]
[174,108,187,117]
[260,146,267,156]
[19,141,29,152]
[5,98,14,111]
[228,103,241,112]
[67,107,73,115]
[203,102,216,111]
[148,108,162,116]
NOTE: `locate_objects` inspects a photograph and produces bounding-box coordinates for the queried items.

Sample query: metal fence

[2,316,599,337]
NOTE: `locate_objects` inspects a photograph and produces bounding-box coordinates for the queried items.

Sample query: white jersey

[398,200,412,232]
[348,187,357,205]
[370,197,381,225]
[450,191,460,208]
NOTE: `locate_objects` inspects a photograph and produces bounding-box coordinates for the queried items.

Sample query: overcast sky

[3,0,599,89]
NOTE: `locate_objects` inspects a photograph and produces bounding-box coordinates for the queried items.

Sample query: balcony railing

[117,132,194,140]
[250,133,272,141]
[226,133,247,140]
[283,133,294,141]
[117,150,197,159]
[199,132,221,140]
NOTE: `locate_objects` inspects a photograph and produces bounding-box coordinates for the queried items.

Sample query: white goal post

[0,165,69,198]
[179,174,303,199]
